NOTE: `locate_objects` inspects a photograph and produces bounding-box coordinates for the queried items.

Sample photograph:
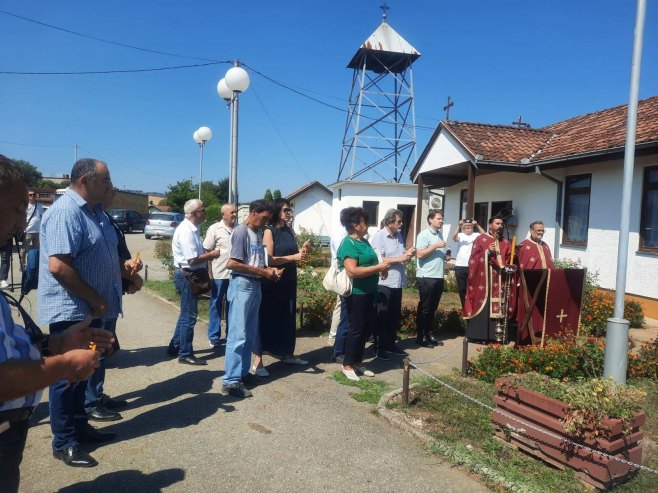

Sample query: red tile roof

[444,95,658,164]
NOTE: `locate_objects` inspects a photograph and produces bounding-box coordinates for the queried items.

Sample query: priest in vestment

[517,221,555,269]
[463,215,517,341]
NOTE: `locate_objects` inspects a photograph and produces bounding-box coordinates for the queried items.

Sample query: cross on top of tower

[380,2,390,22]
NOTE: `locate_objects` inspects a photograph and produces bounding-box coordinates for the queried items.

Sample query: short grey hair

[71,158,101,183]
[221,203,236,213]
[184,199,203,214]
[383,208,402,226]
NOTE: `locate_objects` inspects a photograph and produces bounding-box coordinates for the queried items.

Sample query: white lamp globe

[193,130,202,144]
[197,126,212,142]
[217,78,232,101]
[225,66,250,93]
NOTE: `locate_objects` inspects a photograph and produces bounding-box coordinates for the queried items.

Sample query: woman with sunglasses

[252,198,308,376]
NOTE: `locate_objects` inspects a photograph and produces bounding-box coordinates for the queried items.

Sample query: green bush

[399,306,465,335]
[405,261,417,289]
[297,266,335,331]
[154,239,174,278]
[296,230,330,268]
[200,204,222,236]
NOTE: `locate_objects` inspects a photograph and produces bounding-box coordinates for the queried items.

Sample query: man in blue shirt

[371,209,415,359]
[415,209,447,347]
[39,158,123,468]
[0,155,114,491]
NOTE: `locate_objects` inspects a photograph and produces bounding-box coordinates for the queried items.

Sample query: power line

[0,8,220,63]
[0,61,227,75]
[0,140,69,149]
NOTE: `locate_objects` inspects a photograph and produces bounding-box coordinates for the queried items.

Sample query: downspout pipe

[534,166,562,258]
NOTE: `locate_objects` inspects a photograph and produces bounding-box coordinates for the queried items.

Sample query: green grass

[402,374,658,492]
[144,279,210,319]
[332,371,391,404]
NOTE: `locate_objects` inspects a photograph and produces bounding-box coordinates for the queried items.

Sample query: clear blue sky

[1,1,656,200]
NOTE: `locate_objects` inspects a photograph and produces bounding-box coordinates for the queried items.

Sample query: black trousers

[416,277,444,340]
[344,293,375,366]
[455,266,469,308]
[0,419,29,493]
[375,286,402,350]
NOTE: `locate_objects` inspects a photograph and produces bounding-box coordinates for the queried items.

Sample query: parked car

[108,209,146,233]
[144,212,185,239]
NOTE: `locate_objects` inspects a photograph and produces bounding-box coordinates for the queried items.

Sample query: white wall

[331,182,418,238]
[442,154,658,300]
[291,189,332,236]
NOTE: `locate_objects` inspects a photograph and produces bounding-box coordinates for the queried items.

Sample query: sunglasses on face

[28,194,35,197]
[283,208,293,213]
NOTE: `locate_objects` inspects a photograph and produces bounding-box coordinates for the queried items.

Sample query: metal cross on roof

[443,96,454,121]
[512,115,531,128]
[380,2,390,21]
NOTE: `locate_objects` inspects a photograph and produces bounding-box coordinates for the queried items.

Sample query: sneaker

[251,365,269,378]
[282,356,308,365]
[355,366,375,377]
[220,382,253,398]
[387,345,408,356]
[341,367,360,381]
[375,349,389,361]
[0,280,8,290]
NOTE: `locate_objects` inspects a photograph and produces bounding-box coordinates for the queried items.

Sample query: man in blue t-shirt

[221,200,285,398]
[415,209,447,347]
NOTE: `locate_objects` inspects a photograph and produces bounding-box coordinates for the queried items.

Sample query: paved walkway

[18,286,491,493]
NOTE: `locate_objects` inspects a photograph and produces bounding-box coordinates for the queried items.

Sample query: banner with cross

[516,268,586,346]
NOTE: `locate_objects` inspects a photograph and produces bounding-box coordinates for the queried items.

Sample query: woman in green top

[337,207,390,381]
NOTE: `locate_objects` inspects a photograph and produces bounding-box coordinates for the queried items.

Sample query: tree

[264,189,273,201]
[12,159,42,186]
[273,189,282,200]
[35,179,69,189]
[163,179,196,212]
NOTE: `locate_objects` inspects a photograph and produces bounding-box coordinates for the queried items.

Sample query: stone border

[377,385,432,445]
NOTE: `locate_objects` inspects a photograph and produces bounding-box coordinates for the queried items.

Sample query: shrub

[628,338,658,380]
[399,306,465,335]
[443,268,458,293]
[296,230,330,268]
[200,204,222,235]
[154,239,174,278]
[405,260,417,289]
[297,266,335,331]
[581,291,645,336]
[468,337,606,383]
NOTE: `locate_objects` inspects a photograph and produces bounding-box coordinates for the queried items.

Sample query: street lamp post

[193,126,212,200]
[217,60,250,206]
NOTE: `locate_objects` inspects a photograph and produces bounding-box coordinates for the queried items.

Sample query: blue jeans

[85,318,117,412]
[170,269,198,358]
[208,278,230,344]
[49,319,102,451]
[333,296,349,357]
[223,276,261,386]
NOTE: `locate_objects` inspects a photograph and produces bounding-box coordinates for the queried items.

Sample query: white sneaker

[282,356,308,365]
[0,280,8,290]
[342,367,361,381]
[355,367,375,378]
[251,365,269,378]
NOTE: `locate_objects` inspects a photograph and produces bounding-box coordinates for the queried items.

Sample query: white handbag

[323,257,352,296]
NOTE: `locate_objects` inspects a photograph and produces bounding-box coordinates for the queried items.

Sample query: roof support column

[415,174,424,241]
[466,163,475,219]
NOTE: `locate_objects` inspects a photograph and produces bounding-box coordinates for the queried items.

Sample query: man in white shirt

[203,203,236,347]
[22,190,44,261]
[167,199,220,365]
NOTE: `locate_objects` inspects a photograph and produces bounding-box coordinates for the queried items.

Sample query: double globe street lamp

[217,61,250,205]
[193,126,212,200]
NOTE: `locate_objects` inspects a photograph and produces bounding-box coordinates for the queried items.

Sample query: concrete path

[14,234,490,493]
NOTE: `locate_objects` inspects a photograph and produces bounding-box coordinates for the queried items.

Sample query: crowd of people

[0,153,559,491]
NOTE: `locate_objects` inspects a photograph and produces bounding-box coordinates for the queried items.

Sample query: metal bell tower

[338,6,421,182]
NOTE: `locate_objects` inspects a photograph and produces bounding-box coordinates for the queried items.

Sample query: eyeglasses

[282,208,293,213]
[28,194,35,197]
[195,209,206,214]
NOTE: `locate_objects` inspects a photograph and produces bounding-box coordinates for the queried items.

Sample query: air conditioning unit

[428,195,443,210]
